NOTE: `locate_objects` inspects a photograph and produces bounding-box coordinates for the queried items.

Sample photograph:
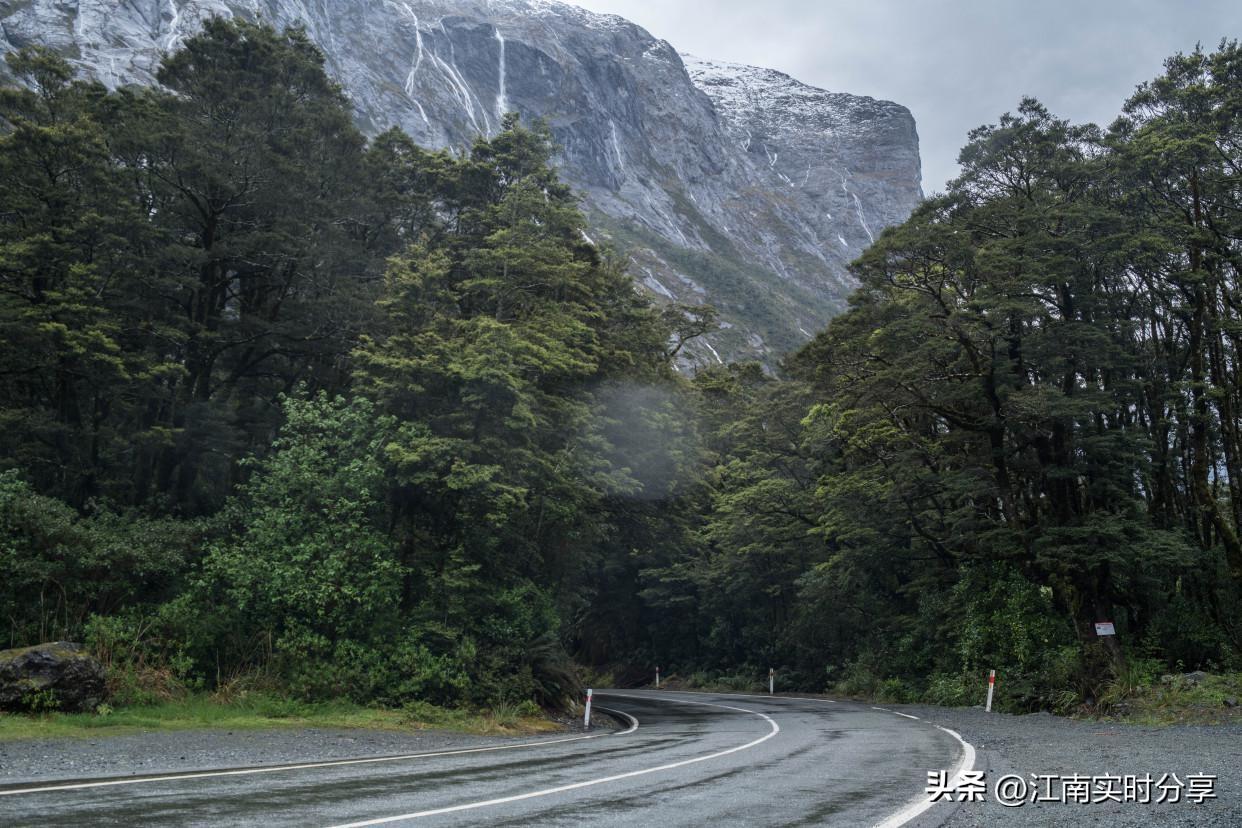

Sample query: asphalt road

[0,690,970,827]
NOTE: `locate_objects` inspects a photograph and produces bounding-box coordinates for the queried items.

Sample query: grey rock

[0,641,107,713]
[0,0,922,366]
[1222,696,1237,708]
[1182,670,1210,686]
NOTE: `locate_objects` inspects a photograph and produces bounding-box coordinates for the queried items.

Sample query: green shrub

[0,472,198,648]
[1099,656,1165,710]
[949,565,1080,711]
[84,612,195,705]
[833,659,885,698]
[925,673,978,707]
[23,687,60,714]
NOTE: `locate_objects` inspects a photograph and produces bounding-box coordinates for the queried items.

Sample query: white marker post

[769,667,774,696]
[655,666,660,689]
[985,669,996,713]
[584,688,593,730]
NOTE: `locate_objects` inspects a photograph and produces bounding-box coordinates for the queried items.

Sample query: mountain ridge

[0,0,923,365]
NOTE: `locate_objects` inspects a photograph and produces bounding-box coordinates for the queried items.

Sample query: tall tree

[128,19,380,511]
[787,100,1196,688]
[352,115,678,680]
[0,48,164,506]
[1111,40,1242,582]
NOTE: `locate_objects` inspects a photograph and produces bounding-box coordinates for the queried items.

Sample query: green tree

[0,469,197,647]
[177,392,402,698]
[0,48,167,507]
[125,19,381,511]
[352,116,683,689]
[1110,40,1242,581]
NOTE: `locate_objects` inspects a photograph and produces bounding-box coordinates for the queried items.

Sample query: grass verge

[1109,672,1242,726]
[0,694,563,742]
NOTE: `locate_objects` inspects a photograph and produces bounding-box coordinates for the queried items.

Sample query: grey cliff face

[0,0,922,365]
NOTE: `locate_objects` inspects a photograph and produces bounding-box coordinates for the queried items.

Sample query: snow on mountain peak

[682,53,910,141]
[0,0,922,367]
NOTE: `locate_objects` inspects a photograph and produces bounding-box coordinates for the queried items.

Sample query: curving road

[0,690,972,827]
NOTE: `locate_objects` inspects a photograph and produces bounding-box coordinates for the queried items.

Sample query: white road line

[322,694,780,828]
[872,724,975,828]
[6,689,969,828]
[620,688,975,828]
[0,712,638,798]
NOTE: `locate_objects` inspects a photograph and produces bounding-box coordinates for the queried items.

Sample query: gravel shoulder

[891,702,1242,827]
[3,694,1235,826]
[0,717,616,787]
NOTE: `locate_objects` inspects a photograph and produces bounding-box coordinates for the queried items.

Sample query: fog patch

[582,382,697,501]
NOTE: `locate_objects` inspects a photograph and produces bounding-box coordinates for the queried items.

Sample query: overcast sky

[571,0,1241,193]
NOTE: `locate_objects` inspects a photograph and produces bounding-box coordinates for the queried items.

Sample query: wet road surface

[0,690,969,827]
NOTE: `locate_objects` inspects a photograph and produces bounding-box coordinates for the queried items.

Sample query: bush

[924,672,978,707]
[84,612,195,705]
[833,659,885,698]
[949,564,1079,711]
[0,471,199,649]
[1099,656,1164,710]
[170,393,406,699]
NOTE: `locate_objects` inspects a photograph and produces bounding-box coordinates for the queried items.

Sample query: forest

[2,20,1240,715]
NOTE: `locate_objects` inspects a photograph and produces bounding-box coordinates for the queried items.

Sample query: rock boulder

[0,641,108,713]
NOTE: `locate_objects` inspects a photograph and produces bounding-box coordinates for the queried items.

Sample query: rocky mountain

[0,0,922,365]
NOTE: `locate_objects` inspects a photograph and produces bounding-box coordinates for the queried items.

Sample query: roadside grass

[1112,672,1242,726]
[654,671,766,695]
[651,664,1242,727]
[0,694,563,742]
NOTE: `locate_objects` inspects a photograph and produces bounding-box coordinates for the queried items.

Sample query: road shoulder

[890,702,1242,827]
[0,724,596,787]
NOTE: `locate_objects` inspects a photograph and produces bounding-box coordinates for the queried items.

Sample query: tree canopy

[2,24,1239,714]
